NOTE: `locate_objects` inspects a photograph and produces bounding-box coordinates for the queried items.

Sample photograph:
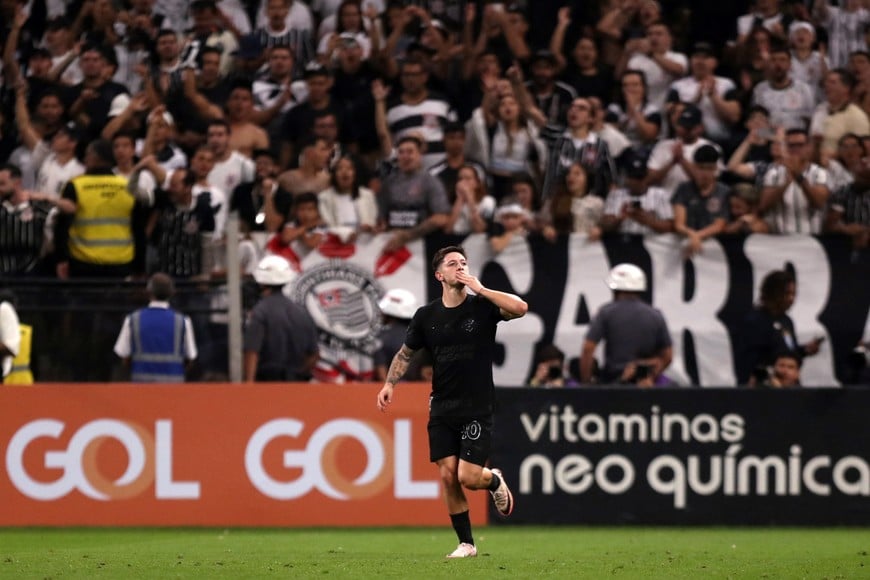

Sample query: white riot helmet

[378,288,418,320]
[605,263,647,292]
[253,255,297,286]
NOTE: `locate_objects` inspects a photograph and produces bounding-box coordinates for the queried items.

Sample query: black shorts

[427,415,493,467]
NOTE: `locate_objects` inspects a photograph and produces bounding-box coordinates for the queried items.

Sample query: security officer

[374,288,423,382]
[55,139,144,278]
[114,273,198,382]
[4,323,33,385]
[244,255,319,382]
[580,264,673,386]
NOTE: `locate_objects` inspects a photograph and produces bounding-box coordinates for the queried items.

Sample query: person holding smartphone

[601,153,674,235]
[736,269,824,386]
[527,343,574,387]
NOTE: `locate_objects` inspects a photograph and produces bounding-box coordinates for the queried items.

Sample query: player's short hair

[432,245,466,272]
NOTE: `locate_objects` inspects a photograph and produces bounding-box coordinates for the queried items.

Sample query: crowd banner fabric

[292,232,867,386]
[490,388,870,525]
[0,384,486,527]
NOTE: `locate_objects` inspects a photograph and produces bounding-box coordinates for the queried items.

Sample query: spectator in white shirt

[206,120,256,196]
[751,40,816,130]
[760,127,831,234]
[667,42,741,147]
[621,21,688,110]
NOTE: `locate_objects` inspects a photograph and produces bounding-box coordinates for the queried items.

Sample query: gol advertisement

[0,383,484,527]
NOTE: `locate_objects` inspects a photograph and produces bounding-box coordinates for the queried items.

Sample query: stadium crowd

[0,0,869,386]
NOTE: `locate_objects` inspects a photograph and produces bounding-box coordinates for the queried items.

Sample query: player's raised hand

[455,270,483,294]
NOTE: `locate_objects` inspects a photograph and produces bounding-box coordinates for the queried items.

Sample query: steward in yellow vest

[4,324,33,385]
[55,139,143,278]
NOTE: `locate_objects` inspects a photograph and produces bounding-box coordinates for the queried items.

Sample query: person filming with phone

[749,352,802,388]
[527,344,576,388]
[736,269,824,386]
[601,153,674,235]
[580,264,673,387]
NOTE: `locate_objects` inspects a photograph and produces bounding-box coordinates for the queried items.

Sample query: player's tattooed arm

[385,344,416,387]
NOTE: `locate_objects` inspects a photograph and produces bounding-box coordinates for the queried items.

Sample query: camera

[630,199,642,210]
[634,363,653,381]
[756,127,776,141]
[547,365,562,380]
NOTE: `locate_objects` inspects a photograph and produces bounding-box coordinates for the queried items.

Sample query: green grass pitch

[0,527,867,578]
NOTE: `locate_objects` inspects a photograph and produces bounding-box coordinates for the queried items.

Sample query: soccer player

[376,245,528,558]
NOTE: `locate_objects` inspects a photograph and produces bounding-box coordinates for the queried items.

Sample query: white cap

[605,263,647,292]
[253,255,296,286]
[107,93,131,118]
[378,288,418,319]
[789,21,815,38]
[495,203,530,221]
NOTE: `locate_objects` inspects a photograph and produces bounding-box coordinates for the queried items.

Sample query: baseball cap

[789,21,815,38]
[107,93,131,118]
[678,104,703,128]
[495,202,529,221]
[531,49,558,66]
[624,154,648,179]
[693,143,720,164]
[303,61,331,78]
[338,32,359,47]
[55,121,82,142]
[690,42,716,58]
[425,19,449,33]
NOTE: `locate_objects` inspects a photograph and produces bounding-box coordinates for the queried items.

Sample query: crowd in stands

[1,0,869,385]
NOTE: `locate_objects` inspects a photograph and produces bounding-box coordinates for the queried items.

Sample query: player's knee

[457,470,483,490]
[439,466,459,489]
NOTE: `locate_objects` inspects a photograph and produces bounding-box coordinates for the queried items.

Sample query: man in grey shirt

[671,144,730,257]
[244,255,319,382]
[379,135,451,252]
[580,264,673,386]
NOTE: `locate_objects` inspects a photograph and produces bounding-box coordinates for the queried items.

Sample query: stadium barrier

[490,387,870,525]
[3,384,868,526]
[4,232,868,386]
[0,383,487,527]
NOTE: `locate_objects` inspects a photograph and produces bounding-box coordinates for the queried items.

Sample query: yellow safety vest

[68,174,135,264]
[4,324,33,385]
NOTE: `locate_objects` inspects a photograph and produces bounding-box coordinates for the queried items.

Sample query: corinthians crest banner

[283,234,428,382]
[273,232,869,386]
